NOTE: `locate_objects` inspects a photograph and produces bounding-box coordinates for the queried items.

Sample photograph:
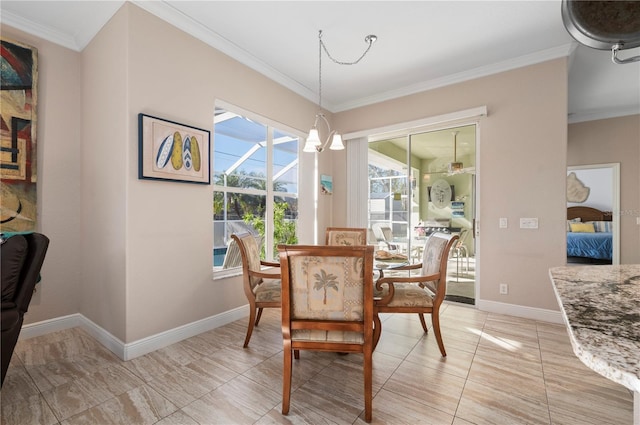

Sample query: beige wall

[8,3,621,344]
[568,115,640,264]
[112,5,323,342]
[4,4,328,343]
[333,59,569,311]
[1,26,83,322]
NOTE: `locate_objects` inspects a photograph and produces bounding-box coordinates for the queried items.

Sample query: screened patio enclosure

[213,107,300,267]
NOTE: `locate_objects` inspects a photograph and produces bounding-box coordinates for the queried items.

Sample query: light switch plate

[520,218,538,229]
[499,218,508,228]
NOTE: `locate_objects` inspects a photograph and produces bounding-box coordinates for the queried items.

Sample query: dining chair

[325,227,367,246]
[373,232,458,357]
[371,223,399,251]
[232,232,281,348]
[221,237,242,269]
[279,244,376,422]
[451,228,470,273]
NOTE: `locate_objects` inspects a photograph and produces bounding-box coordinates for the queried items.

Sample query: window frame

[212,101,302,279]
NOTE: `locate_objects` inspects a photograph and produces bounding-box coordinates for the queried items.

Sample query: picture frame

[1,38,39,232]
[427,184,455,202]
[138,113,210,184]
[320,174,333,195]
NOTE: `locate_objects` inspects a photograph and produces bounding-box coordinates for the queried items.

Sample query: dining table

[549,265,640,425]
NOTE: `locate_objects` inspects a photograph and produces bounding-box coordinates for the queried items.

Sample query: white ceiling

[2,0,639,124]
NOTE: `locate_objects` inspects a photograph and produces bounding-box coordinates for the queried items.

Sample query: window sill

[212,267,242,280]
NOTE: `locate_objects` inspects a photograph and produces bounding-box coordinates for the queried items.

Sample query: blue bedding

[567,232,612,260]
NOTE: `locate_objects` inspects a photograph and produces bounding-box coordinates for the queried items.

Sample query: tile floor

[1,303,634,424]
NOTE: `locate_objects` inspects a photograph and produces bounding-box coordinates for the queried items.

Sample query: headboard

[567,206,612,222]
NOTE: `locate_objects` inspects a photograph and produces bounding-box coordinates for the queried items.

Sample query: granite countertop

[549,265,640,393]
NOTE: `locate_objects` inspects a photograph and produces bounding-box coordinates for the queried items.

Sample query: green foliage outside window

[243,202,298,259]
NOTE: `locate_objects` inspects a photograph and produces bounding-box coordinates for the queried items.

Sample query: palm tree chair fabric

[279,244,376,422]
[325,227,367,246]
[373,232,458,357]
[232,232,281,348]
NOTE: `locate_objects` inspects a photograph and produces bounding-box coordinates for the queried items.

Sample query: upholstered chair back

[325,227,367,246]
[287,247,370,344]
[234,232,263,290]
[420,232,456,298]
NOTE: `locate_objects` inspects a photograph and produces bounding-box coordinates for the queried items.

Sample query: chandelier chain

[319,31,376,66]
[316,30,377,111]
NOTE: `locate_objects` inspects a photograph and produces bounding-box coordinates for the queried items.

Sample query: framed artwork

[1,38,38,232]
[320,174,332,195]
[138,113,210,184]
[427,180,454,208]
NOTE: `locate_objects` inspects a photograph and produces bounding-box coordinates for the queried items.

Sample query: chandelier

[303,30,377,153]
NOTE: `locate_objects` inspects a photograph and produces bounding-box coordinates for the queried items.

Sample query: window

[213,105,299,272]
[368,146,410,241]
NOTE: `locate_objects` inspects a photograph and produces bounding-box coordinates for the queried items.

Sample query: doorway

[366,124,477,304]
[566,163,620,265]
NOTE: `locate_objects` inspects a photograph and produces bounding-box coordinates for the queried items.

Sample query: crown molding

[131,1,318,106]
[132,2,578,114]
[2,2,583,116]
[333,43,578,112]
[568,106,640,124]
[1,9,80,51]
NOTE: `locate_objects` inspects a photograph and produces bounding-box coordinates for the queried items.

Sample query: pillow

[570,222,595,233]
[588,221,612,233]
[566,218,581,232]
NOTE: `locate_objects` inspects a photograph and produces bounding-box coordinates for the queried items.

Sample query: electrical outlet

[499,283,508,295]
[520,218,538,229]
[499,218,508,228]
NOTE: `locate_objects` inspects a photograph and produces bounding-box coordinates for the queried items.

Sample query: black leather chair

[1,232,49,386]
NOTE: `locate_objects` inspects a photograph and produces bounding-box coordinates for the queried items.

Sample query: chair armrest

[375,272,440,305]
[377,272,439,286]
[260,260,280,268]
[393,263,422,270]
[248,270,281,280]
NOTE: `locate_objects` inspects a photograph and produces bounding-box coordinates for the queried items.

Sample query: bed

[567,206,613,264]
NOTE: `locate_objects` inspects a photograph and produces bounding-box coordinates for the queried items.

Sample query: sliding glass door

[367,124,477,304]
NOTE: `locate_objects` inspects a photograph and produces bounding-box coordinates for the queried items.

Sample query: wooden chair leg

[282,340,293,415]
[364,345,373,423]
[243,304,256,348]
[431,310,446,357]
[418,313,429,333]
[255,307,264,326]
[373,313,382,350]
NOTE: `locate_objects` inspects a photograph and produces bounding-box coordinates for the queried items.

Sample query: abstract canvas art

[1,38,38,232]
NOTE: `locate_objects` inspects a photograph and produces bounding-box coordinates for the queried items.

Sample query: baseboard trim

[122,305,249,360]
[20,314,84,339]
[476,299,564,324]
[20,301,562,360]
[20,305,250,361]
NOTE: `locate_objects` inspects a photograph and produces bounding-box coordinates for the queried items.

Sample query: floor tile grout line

[449,309,487,424]
[537,320,557,425]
